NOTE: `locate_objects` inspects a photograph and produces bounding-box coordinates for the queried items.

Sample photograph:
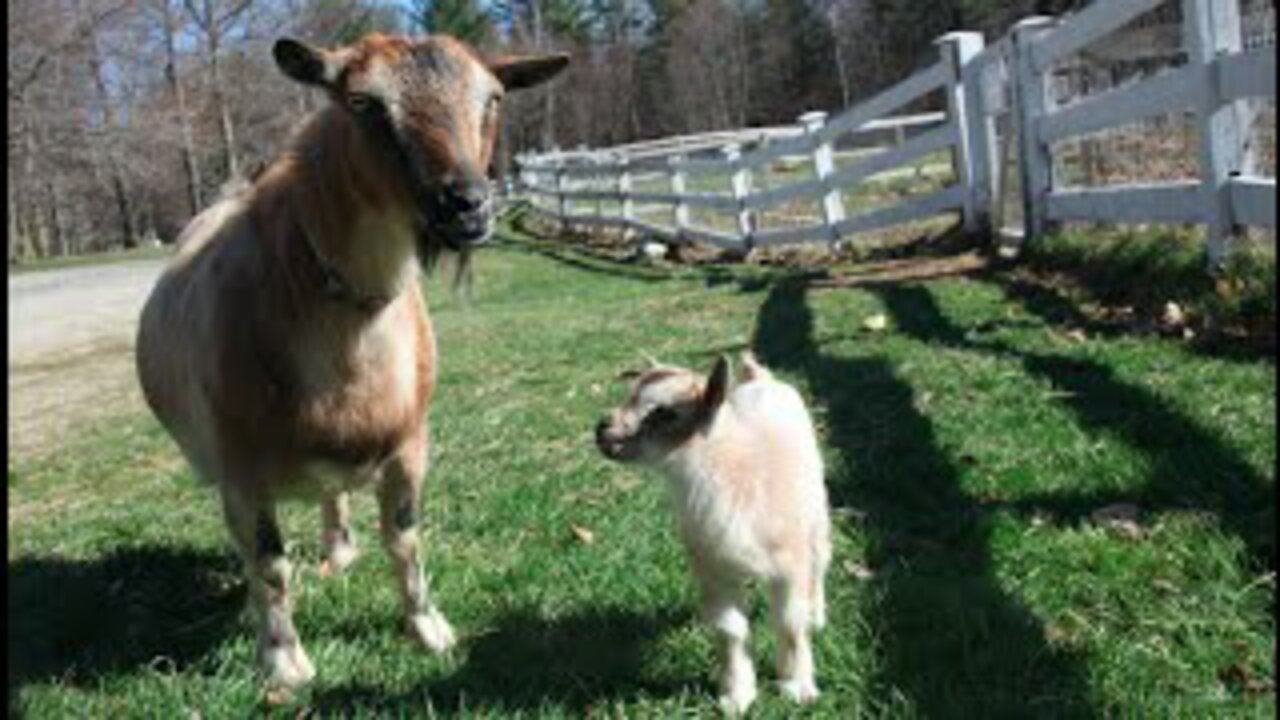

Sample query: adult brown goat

[135,33,567,689]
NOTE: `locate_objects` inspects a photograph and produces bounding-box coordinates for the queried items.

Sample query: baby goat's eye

[348,93,379,114]
[647,407,678,426]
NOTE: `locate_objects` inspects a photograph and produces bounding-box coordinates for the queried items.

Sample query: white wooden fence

[515,0,1275,267]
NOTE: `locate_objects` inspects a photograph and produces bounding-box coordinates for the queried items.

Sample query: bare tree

[152,0,205,215]
[184,0,257,180]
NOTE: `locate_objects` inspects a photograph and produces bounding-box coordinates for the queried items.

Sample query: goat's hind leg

[319,491,360,576]
[221,482,315,689]
[770,570,820,703]
[378,437,456,653]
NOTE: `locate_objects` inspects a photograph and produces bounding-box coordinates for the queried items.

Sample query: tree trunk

[21,109,50,259]
[9,182,20,264]
[531,1,556,148]
[86,26,138,249]
[161,0,204,215]
[204,0,239,179]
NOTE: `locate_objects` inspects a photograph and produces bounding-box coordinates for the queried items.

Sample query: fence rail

[516,0,1275,266]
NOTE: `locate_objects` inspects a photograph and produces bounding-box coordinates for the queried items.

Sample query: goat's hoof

[319,543,360,576]
[717,681,757,716]
[779,677,820,703]
[407,609,456,653]
[261,643,316,689]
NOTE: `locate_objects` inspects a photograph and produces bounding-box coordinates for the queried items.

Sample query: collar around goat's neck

[301,229,395,315]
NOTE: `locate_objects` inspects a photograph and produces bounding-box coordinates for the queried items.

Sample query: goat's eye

[485,95,501,117]
[348,93,378,113]
[647,407,678,426]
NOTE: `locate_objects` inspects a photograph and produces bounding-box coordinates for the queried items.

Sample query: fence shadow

[752,278,1098,717]
[8,545,245,713]
[997,271,1275,365]
[310,605,692,714]
[964,278,1277,571]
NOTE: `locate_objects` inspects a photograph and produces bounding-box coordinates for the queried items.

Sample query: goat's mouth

[417,196,495,252]
[595,422,641,462]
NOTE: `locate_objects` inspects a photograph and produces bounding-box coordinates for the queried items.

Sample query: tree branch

[8,0,133,101]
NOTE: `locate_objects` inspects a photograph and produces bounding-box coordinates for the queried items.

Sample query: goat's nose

[442,180,487,215]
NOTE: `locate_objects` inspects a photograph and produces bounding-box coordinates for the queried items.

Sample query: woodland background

[7,0,1085,260]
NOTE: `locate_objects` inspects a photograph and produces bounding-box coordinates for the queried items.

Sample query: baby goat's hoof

[260,642,316,690]
[779,677,820,703]
[406,609,456,653]
[319,542,360,577]
[717,682,758,716]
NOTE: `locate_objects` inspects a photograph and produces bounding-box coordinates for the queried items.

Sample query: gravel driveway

[8,259,167,460]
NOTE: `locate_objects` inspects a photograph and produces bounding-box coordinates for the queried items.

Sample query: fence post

[669,154,690,243]
[554,157,570,234]
[799,111,846,245]
[1011,16,1060,244]
[937,31,989,236]
[618,154,635,241]
[722,143,754,254]
[1184,0,1252,268]
[591,152,605,222]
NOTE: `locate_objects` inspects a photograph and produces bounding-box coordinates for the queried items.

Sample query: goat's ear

[701,354,731,418]
[488,52,570,91]
[616,368,642,382]
[274,38,341,88]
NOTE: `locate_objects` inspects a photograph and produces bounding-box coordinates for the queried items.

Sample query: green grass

[1021,226,1277,354]
[8,245,174,274]
[8,220,1275,718]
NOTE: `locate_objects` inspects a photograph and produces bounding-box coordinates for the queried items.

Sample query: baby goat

[595,353,832,714]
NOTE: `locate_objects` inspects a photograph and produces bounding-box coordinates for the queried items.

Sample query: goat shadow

[310,605,693,714]
[8,545,245,715]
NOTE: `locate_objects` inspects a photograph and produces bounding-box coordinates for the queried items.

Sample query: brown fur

[135,33,568,690]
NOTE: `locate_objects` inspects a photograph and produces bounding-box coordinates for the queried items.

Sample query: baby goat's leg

[221,483,315,689]
[698,568,756,715]
[319,491,359,576]
[770,572,819,703]
[812,521,832,630]
[378,436,456,653]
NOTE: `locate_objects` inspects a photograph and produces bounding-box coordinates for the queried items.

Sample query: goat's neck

[287,107,420,308]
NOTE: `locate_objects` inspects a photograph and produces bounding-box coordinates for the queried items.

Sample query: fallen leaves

[862,314,888,332]
[570,524,596,545]
[844,560,875,580]
[1090,503,1145,540]
[1218,662,1273,695]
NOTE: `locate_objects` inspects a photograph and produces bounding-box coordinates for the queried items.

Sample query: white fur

[601,354,832,714]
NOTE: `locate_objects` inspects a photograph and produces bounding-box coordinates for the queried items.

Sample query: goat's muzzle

[595,417,639,462]
[420,177,494,252]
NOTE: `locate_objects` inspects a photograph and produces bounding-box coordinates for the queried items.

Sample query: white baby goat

[595,352,832,714]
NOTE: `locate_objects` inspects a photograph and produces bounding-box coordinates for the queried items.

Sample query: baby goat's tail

[740,351,772,382]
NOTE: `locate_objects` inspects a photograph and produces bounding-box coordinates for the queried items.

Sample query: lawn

[7,219,1275,718]
[8,245,173,275]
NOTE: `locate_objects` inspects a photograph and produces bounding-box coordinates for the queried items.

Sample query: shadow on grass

[8,545,245,711]
[964,280,1276,571]
[491,218,675,284]
[753,278,1098,717]
[998,273,1275,364]
[311,606,692,713]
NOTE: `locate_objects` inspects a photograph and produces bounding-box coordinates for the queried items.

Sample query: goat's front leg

[319,491,360,576]
[696,564,756,716]
[222,483,315,689]
[378,434,456,653]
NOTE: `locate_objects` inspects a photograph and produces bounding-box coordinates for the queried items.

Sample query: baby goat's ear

[701,354,731,418]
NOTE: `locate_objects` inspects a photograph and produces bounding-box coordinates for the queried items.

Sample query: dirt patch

[7,259,164,462]
[8,343,146,462]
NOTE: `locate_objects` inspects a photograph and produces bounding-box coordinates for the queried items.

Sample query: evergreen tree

[410,0,495,45]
